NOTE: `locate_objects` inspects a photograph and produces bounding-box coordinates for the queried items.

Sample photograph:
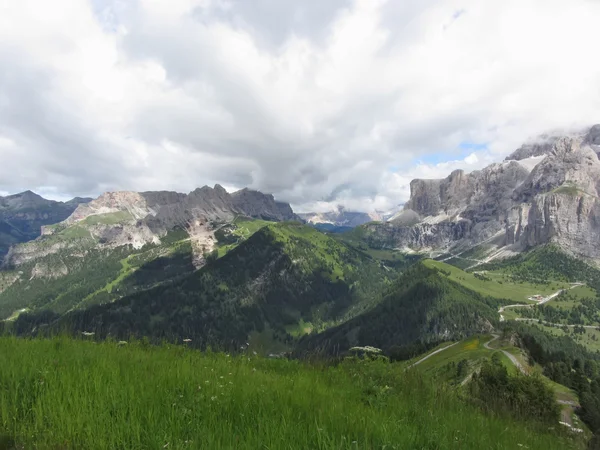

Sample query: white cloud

[0,0,598,211]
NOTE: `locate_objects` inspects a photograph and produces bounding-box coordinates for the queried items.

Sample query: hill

[295,262,507,356]
[346,126,600,263]
[0,191,90,258]
[11,223,394,352]
[0,336,580,450]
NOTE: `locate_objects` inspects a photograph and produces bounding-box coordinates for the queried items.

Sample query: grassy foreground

[0,337,578,450]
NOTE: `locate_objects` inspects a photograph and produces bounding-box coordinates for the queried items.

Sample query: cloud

[0,0,599,212]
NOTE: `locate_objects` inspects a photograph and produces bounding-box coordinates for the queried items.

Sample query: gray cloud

[0,0,599,212]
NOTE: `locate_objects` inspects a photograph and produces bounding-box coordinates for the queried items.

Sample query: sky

[0,0,599,213]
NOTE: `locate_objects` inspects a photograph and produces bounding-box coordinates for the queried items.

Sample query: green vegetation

[297,263,508,356]
[508,322,600,443]
[80,210,134,226]
[424,259,571,302]
[13,223,394,352]
[214,216,272,257]
[0,229,195,320]
[0,336,580,450]
[477,245,600,288]
[523,322,600,352]
[468,353,560,424]
[410,336,520,381]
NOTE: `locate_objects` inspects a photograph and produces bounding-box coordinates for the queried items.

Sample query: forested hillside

[296,263,509,356]
[11,223,394,352]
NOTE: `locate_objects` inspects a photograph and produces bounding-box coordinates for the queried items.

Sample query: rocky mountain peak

[372,126,600,261]
[0,190,49,210]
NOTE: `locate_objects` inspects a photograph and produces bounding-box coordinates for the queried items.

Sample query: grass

[215,217,272,257]
[528,323,600,352]
[80,211,134,226]
[409,335,589,433]
[423,259,571,302]
[410,336,517,379]
[546,285,598,310]
[0,336,580,450]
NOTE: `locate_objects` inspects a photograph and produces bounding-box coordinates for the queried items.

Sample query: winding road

[484,334,526,374]
[408,335,526,374]
[498,282,585,321]
[408,342,459,368]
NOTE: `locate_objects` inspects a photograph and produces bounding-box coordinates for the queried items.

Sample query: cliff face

[298,207,381,228]
[4,185,298,268]
[372,125,600,261]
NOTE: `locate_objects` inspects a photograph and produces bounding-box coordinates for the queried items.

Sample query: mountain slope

[295,263,505,356]
[0,191,90,259]
[12,223,393,351]
[298,207,382,228]
[360,125,600,262]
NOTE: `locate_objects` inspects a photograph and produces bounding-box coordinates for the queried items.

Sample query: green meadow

[0,337,580,450]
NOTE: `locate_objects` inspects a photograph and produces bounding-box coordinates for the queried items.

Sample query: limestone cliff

[4,185,298,268]
[370,125,600,262]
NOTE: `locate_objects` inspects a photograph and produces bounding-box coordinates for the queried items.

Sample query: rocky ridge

[366,125,600,262]
[298,206,382,228]
[4,185,299,268]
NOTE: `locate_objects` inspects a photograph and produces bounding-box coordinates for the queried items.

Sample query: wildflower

[211,396,217,401]
[220,376,224,379]
[252,368,257,372]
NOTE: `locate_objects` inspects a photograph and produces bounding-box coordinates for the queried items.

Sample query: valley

[2,127,600,448]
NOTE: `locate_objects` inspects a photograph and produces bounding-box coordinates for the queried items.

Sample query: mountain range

[0,191,91,259]
[3,124,600,357]
[363,124,600,264]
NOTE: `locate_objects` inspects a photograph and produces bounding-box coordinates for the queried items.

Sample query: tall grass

[0,337,579,449]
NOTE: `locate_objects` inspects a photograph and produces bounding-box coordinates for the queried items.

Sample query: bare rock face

[505,136,600,258]
[373,125,600,261]
[231,188,298,221]
[298,206,381,228]
[3,185,297,268]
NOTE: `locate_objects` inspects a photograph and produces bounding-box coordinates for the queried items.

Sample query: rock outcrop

[370,125,600,261]
[298,206,382,228]
[4,185,298,268]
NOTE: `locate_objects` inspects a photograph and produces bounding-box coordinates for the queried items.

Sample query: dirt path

[408,342,459,368]
[484,334,527,374]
